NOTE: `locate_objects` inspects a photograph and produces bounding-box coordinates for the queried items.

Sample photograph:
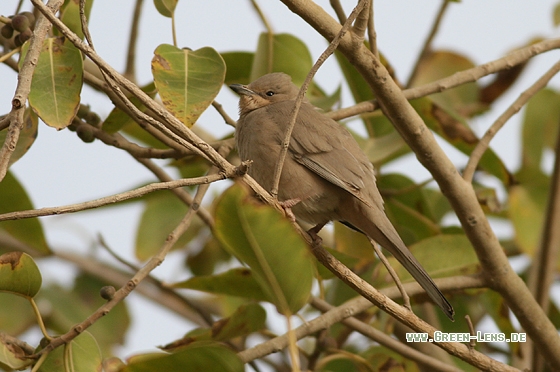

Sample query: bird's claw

[279,198,301,222]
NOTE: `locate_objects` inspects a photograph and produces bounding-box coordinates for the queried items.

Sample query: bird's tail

[355,211,455,320]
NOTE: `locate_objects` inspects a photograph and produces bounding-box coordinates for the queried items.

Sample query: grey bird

[230,72,454,320]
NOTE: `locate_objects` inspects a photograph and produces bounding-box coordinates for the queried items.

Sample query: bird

[230,72,454,320]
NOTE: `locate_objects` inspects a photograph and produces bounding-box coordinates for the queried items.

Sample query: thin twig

[124,0,144,81]
[250,0,274,74]
[33,168,215,357]
[79,0,93,46]
[367,0,378,58]
[406,0,450,88]
[328,38,560,123]
[463,59,560,183]
[270,0,369,197]
[369,238,411,311]
[0,0,64,181]
[352,0,370,37]
[98,220,215,326]
[311,298,463,372]
[0,173,228,222]
[135,157,216,228]
[529,113,560,372]
[0,47,21,63]
[329,0,347,24]
[212,100,237,127]
[464,315,476,349]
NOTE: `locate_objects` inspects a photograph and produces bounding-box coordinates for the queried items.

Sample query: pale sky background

[2,0,560,366]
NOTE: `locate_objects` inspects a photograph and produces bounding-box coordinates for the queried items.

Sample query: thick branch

[279,0,560,368]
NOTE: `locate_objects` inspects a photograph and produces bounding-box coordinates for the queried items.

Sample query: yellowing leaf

[20,37,83,129]
[152,44,225,127]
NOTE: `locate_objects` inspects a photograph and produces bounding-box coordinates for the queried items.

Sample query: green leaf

[335,49,395,137]
[152,44,226,127]
[172,268,270,302]
[509,183,548,256]
[251,33,313,87]
[360,129,407,165]
[378,174,443,243]
[20,37,83,129]
[0,252,42,298]
[165,303,266,348]
[122,341,244,372]
[554,2,560,26]
[186,237,231,276]
[103,83,157,135]
[222,51,254,86]
[0,107,38,166]
[135,191,197,261]
[0,171,50,254]
[154,0,178,18]
[386,234,479,285]
[0,293,35,335]
[38,331,102,372]
[214,183,314,314]
[57,0,94,39]
[520,88,560,171]
[211,303,266,341]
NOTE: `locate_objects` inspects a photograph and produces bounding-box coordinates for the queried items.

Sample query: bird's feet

[307,222,327,245]
[278,198,301,222]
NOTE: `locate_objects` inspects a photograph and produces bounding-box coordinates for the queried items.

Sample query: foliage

[0,1,560,371]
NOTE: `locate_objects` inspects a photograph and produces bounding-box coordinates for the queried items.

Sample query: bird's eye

[265,91,275,96]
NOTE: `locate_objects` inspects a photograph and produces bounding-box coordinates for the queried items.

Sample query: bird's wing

[282,102,376,207]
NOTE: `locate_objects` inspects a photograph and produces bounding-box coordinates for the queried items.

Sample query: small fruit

[76,124,95,143]
[19,11,35,28]
[77,104,90,118]
[11,14,30,32]
[85,111,101,126]
[100,286,116,301]
[1,24,13,39]
[18,28,32,42]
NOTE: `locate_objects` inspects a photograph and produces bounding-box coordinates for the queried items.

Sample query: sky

[1,0,560,364]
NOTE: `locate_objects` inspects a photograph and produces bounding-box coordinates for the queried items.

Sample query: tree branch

[327,38,560,122]
[278,0,560,368]
[528,112,560,372]
[311,298,462,372]
[463,58,560,183]
[33,165,216,357]
[0,173,230,222]
[0,0,64,181]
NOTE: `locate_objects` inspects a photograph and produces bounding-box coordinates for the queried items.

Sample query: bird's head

[230,72,299,116]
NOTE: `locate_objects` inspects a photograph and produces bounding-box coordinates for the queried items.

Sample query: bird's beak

[230,84,255,96]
